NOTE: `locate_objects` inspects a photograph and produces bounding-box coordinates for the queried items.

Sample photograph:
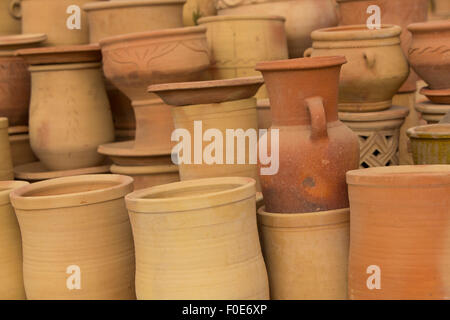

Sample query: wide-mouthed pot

[10,174,136,300]
[0,0,21,35]
[0,180,29,300]
[306,25,409,112]
[125,177,269,299]
[347,165,450,299]
[407,124,450,164]
[0,117,13,180]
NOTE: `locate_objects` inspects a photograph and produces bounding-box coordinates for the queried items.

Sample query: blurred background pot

[110,163,179,190]
[0,0,22,35]
[407,124,450,164]
[183,0,216,25]
[0,117,13,180]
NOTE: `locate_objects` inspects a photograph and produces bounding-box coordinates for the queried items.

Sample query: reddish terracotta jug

[255,56,360,213]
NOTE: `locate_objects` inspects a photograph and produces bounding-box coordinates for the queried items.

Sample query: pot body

[0,0,21,35]
[407,124,450,164]
[258,207,349,299]
[347,165,450,299]
[126,177,269,299]
[29,62,114,171]
[10,174,136,300]
[216,0,338,58]
[0,117,13,180]
[9,133,38,166]
[183,0,216,26]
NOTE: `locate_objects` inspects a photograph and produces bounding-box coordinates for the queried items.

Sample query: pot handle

[305,96,328,140]
[304,47,314,57]
[363,51,376,68]
[9,0,21,19]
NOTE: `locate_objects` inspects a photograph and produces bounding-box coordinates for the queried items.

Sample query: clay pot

[0,34,46,127]
[347,165,450,300]
[16,45,115,171]
[416,100,450,124]
[0,117,13,180]
[110,164,180,190]
[256,98,271,129]
[408,20,450,102]
[125,177,269,299]
[216,0,338,58]
[148,77,263,188]
[258,206,349,299]
[9,133,38,166]
[21,0,92,46]
[306,25,409,112]
[336,0,429,93]
[407,124,450,164]
[197,15,288,99]
[0,180,29,300]
[10,174,136,300]
[255,56,360,213]
[0,0,21,35]
[183,0,216,26]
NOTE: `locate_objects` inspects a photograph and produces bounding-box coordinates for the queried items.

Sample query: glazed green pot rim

[312,24,401,41]
[83,0,186,11]
[10,174,134,210]
[406,124,450,139]
[126,177,256,213]
[408,20,450,33]
[197,14,286,24]
[256,55,346,71]
[0,117,8,129]
[0,181,30,206]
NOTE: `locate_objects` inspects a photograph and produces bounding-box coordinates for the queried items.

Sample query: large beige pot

[257,206,350,300]
[0,180,29,300]
[0,0,21,35]
[0,117,13,180]
[126,177,269,299]
[10,174,136,300]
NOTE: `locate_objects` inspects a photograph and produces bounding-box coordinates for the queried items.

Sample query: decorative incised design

[409,45,450,56]
[356,130,400,168]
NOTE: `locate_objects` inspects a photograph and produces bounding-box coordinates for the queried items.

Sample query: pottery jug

[0,180,29,299]
[0,0,21,35]
[0,117,13,180]
[255,56,360,213]
[126,177,269,300]
[10,174,136,300]
[407,124,450,164]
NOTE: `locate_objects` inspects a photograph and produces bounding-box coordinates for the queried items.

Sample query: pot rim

[126,176,256,213]
[149,76,263,92]
[110,164,179,175]
[15,44,101,65]
[83,0,186,11]
[311,24,402,41]
[406,124,450,139]
[0,117,8,129]
[339,105,409,122]
[198,14,286,24]
[408,20,450,33]
[0,33,47,48]
[0,181,29,206]
[255,55,346,71]
[346,165,450,187]
[10,174,134,210]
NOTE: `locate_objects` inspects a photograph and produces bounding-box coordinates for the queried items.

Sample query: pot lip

[0,117,8,129]
[0,33,47,48]
[311,24,402,41]
[408,20,450,33]
[10,174,134,211]
[83,0,186,11]
[255,56,346,71]
[99,26,206,47]
[28,62,101,73]
[339,105,409,122]
[198,14,285,24]
[420,87,450,98]
[110,164,179,175]
[0,181,30,206]
[406,124,450,139]
[346,165,450,187]
[126,176,256,213]
[15,44,101,65]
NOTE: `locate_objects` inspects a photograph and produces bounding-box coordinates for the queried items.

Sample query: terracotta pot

[336,0,429,93]
[0,180,29,300]
[255,56,360,213]
[407,124,450,164]
[0,0,21,35]
[347,165,450,300]
[148,77,263,188]
[10,174,136,300]
[9,133,38,166]
[106,85,135,131]
[183,0,216,26]
[408,20,450,102]
[0,34,46,127]
[339,106,409,168]
[258,206,349,299]
[0,117,13,180]
[306,25,409,112]
[197,15,288,99]
[110,163,180,190]
[16,45,115,171]
[125,177,269,299]
[216,0,338,58]
[416,100,450,124]
[21,0,92,46]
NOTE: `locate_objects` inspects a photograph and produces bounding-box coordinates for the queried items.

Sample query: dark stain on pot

[302,177,315,188]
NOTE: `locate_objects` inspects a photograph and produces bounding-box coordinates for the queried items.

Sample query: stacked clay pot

[0,118,14,180]
[126,177,269,299]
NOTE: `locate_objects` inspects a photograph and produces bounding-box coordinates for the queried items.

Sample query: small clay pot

[0,180,29,300]
[347,165,450,299]
[0,117,13,180]
[125,177,269,299]
[407,124,450,164]
[0,0,21,35]
[306,25,409,112]
[10,174,136,300]
[415,100,450,124]
[110,164,180,190]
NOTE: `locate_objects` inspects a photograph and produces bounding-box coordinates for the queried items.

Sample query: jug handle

[306,96,328,140]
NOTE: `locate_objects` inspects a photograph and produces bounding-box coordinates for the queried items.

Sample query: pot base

[415,100,450,124]
[419,87,450,104]
[338,99,392,112]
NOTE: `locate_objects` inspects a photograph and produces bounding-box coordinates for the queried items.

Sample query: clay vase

[407,124,450,164]
[125,177,269,299]
[183,0,216,26]
[0,180,29,300]
[347,165,450,300]
[16,45,115,171]
[258,206,349,299]
[110,164,180,190]
[305,25,409,112]
[336,0,429,93]
[216,0,338,58]
[10,174,136,300]
[21,0,92,46]
[255,56,360,213]
[0,117,13,180]
[408,20,450,103]
[197,15,288,99]
[0,0,21,35]
[0,34,46,128]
